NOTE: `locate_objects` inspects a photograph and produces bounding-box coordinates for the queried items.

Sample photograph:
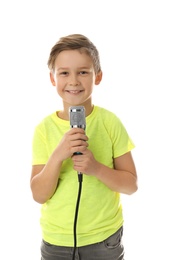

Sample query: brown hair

[47,34,101,74]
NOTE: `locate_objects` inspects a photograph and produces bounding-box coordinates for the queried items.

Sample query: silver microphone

[69,106,86,177]
[69,106,86,130]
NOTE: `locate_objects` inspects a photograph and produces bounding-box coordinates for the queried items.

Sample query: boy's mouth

[67,90,83,94]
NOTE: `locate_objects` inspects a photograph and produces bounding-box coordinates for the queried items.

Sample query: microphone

[69,107,86,258]
[69,106,86,178]
[69,106,86,131]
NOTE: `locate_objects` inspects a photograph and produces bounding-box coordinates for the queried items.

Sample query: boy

[30,34,138,260]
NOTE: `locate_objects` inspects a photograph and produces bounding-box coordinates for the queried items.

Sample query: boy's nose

[69,74,79,86]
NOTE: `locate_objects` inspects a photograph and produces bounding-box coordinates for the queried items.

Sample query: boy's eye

[59,71,69,76]
[60,71,68,75]
[80,71,88,75]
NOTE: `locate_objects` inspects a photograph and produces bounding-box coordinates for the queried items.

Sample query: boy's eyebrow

[56,67,69,71]
[56,66,92,71]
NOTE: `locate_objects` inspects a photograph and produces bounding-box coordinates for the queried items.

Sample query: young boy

[30,34,138,260]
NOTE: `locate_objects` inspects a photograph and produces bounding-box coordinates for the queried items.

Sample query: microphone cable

[72,172,83,260]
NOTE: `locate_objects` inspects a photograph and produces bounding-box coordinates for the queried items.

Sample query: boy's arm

[30,128,88,204]
[30,152,63,204]
[72,151,138,195]
[95,152,137,194]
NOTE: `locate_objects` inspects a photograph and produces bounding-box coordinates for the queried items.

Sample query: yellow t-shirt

[32,106,135,247]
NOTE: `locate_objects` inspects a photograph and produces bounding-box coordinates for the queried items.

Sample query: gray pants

[41,226,124,260]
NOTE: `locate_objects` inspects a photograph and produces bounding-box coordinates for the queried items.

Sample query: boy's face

[50,49,102,108]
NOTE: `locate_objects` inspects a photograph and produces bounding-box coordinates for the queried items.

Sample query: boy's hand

[71,149,99,176]
[54,128,88,162]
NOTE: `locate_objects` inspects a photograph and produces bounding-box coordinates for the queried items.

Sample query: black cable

[72,173,83,260]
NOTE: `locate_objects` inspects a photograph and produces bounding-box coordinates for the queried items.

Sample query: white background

[0,0,172,259]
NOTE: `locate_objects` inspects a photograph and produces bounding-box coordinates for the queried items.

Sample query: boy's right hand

[54,128,88,162]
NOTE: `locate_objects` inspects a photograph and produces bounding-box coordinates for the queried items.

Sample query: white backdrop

[0,1,172,259]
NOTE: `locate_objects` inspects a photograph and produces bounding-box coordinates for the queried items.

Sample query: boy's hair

[47,34,101,74]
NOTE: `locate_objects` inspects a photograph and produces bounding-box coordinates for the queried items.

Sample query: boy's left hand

[71,149,99,176]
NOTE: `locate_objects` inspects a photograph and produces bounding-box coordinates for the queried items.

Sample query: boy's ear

[95,71,102,85]
[50,72,56,86]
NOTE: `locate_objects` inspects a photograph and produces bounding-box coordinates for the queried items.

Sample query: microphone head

[69,106,86,129]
